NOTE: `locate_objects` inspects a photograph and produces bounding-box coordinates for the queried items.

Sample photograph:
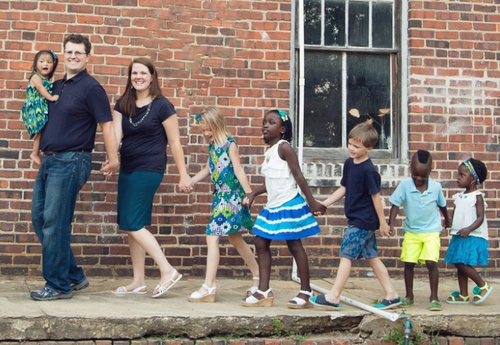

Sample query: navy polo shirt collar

[61,68,89,84]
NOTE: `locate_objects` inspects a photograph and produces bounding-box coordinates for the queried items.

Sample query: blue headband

[194,113,202,121]
[277,110,288,122]
[49,50,58,61]
[464,159,481,185]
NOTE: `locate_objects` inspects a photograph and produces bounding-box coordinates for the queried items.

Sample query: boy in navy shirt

[311,121,401,310]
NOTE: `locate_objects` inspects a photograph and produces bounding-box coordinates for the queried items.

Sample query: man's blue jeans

[31,151,92,293]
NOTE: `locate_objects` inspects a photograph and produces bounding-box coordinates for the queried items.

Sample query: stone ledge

[0,278,498,341]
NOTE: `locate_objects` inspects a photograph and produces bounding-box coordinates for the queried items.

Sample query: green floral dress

[21,72,52,138]
[206,137,254,235]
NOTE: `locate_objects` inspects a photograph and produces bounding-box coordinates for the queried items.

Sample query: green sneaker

[400,298,414,308]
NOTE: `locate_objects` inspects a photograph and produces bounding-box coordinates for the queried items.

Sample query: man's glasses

[64,51,87,57]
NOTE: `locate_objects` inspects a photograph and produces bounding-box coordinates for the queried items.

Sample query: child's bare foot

[30,152,41,165]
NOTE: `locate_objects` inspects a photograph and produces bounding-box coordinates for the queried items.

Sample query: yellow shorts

[401,232,440,264]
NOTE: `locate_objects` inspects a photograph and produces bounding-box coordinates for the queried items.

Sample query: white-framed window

[294,0,405,162]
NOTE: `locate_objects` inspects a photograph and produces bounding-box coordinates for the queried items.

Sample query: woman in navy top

[110,57,191,298]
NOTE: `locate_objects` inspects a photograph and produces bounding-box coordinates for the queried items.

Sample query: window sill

[302,160,410,188]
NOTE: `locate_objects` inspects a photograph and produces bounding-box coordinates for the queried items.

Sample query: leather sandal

[287,290,314,309]
[242,288,273,307]
[188,283,217,302]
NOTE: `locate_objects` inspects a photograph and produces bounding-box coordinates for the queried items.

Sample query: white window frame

[290,0,408,164]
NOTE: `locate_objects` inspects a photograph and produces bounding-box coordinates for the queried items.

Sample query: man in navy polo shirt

[30,34,119,301]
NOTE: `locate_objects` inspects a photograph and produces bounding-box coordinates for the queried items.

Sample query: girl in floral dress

[21,50,59,165]
[188,106,259,302]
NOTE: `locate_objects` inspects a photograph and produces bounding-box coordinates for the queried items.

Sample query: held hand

[310,200,327,216]
[314,199,327,215]
[242,192,255,207]
[50,94,59,102]
[379,223,391,237]
[101,159,120,178]
[178,174,193,193]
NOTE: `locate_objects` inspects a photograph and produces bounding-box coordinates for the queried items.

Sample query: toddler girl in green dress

[21,50,59,164]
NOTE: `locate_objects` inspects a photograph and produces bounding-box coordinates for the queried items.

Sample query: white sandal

[246,277,260,297]
[242,288,273,307]
[152,270,183,298]
[287,290,314,309]
[188,283,217,303]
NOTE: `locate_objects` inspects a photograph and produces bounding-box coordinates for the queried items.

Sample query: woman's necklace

[129,99,153,127]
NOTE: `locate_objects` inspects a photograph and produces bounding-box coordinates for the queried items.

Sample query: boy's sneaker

[30,286,73,301]
[70,277,89,292]
[373,297,402,310]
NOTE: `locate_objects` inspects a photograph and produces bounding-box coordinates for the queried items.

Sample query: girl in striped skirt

[242,109,326,308]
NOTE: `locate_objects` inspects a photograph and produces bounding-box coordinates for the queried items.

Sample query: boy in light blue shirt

[388,150,451,311]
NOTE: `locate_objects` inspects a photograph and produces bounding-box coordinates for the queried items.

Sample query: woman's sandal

[473,282,493,305]
[287,290,314,309]
[241,288,273,307]
[246,277,260,297]
[188,283,217,303]
[152,270,183,298]
[446,291,470,304]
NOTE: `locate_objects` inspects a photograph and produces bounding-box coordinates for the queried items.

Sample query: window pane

[372,2,393,48]
[304,0,322,45]
[348,2,369,47]
[303,51,343,148]
[325,0,346,46]
[346,53,391,149]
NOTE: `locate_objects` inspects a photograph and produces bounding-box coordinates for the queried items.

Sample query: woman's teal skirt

[117,171,163,231]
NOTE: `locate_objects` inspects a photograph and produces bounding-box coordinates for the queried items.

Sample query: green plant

[272,317,283,337]
[384,326,425,345]
[218,334,237,345]
[289,333,309,344]
[425,328,441,345]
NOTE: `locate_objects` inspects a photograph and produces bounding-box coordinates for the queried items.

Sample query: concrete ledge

[0,278,498,341]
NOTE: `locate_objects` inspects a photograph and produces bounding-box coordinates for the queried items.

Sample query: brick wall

[0,0,498,280]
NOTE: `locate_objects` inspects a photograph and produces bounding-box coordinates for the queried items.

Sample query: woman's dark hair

[32,50,58,80]
[267,109,293,143]
[117,57,163,118]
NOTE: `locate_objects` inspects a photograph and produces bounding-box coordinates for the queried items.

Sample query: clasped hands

[101,159,120,179]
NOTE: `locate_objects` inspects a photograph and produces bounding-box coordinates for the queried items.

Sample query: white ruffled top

[262,140,298,208]
[450,190,488,240]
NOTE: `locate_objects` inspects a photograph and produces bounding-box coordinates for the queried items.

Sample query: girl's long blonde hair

[195,107,232,146]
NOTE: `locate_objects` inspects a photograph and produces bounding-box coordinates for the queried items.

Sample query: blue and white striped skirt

[252,193,321,240]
